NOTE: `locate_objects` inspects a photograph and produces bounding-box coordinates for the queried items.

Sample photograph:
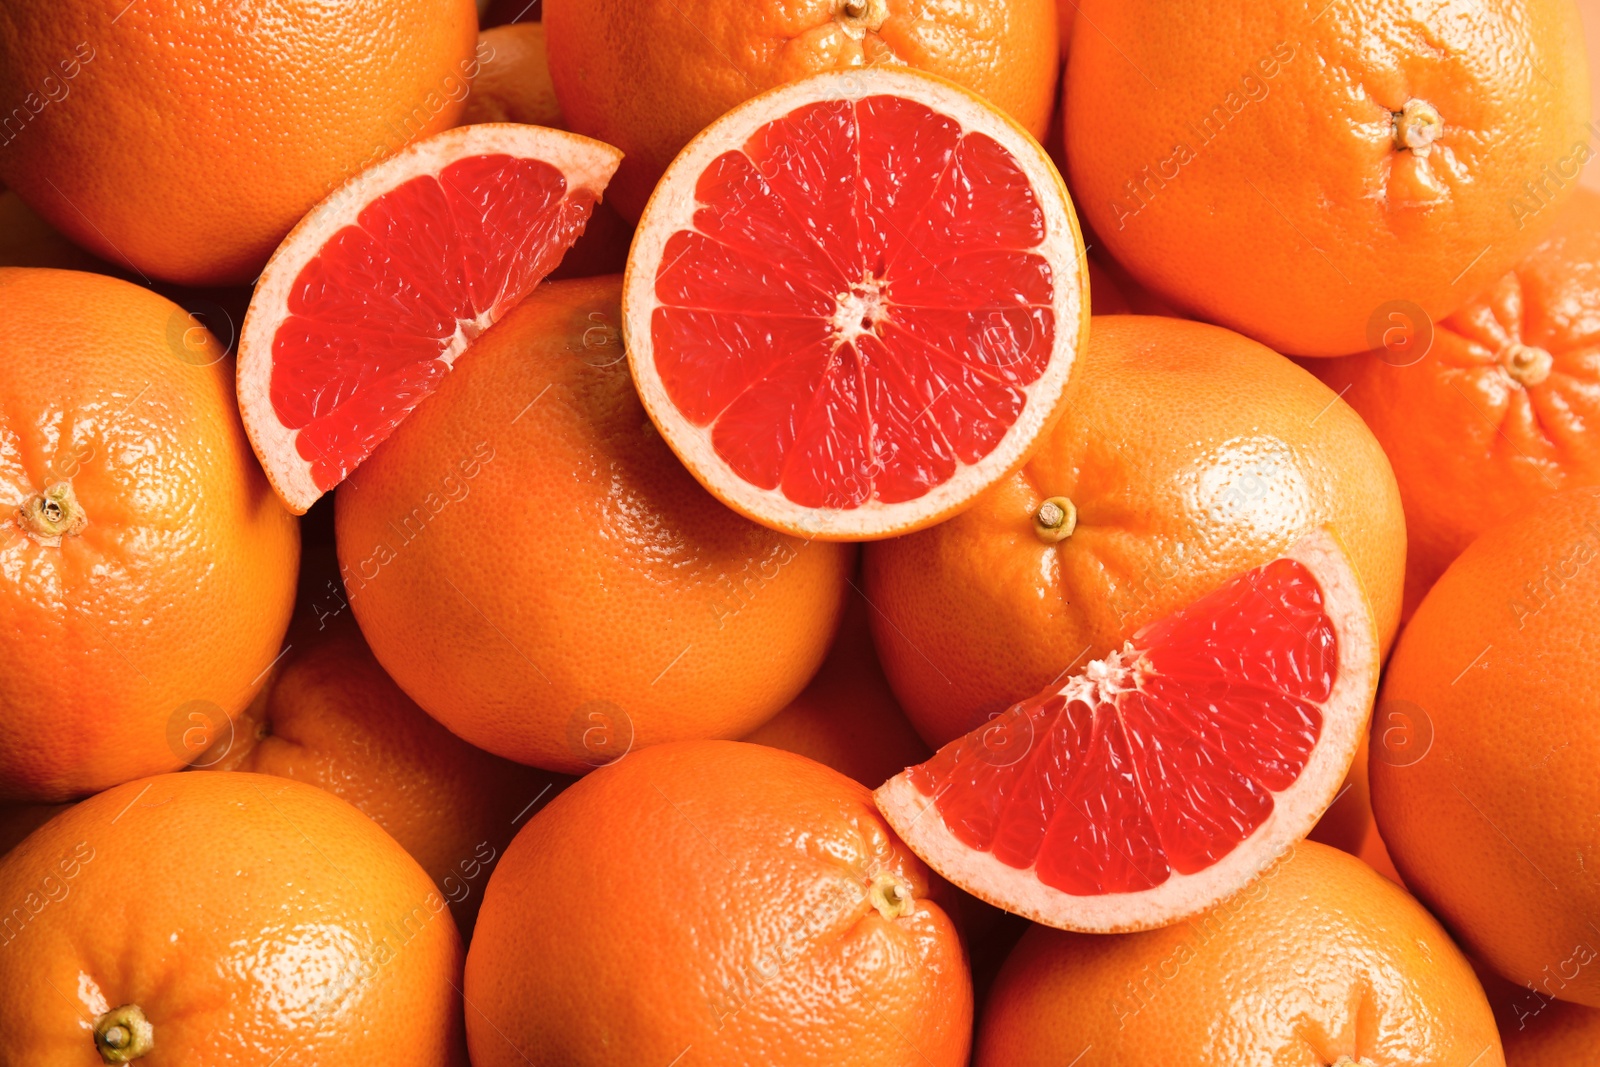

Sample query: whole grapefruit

[1371,486,1600,1006]
[464,740,971,1066]
[212,611,567,936]
[0,772,467,1065]
[1065,0,1591,355]
[0,268,299,802]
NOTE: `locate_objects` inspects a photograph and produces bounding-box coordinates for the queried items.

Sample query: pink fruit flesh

[907,558,1337,896]
[269,154,596,491]
[650,94,1056,509]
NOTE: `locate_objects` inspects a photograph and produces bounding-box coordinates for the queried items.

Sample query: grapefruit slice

[239,123,622,513]
[622,68,1088,540]
[875,529,1378,932]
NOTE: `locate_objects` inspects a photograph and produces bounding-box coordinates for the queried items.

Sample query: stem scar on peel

[1034,496,1078,543]
[15,481,89,546]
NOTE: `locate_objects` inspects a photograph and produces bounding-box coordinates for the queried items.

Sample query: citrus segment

[625,68,1087,540]
[876,529,1377,932]
[240,124,622,513]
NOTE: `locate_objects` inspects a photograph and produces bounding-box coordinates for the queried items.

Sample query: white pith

[1071,645,1137,702]
[622,68,1087,541]
[829,273,891,348]
[875,529,1379,934]
[238,123,622,514]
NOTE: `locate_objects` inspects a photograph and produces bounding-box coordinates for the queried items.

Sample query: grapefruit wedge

[239,123,622,513]
[622,68,1088,540]
[875,529,1378,932]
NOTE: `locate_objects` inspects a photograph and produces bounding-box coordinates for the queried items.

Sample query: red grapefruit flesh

[623,68,1088,540]
[239,123,622,513]
[876,529,1378,932]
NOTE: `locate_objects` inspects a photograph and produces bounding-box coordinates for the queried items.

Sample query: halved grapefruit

[875,529,1378,932]
[239,123,621,513]
[622,68,1088,540]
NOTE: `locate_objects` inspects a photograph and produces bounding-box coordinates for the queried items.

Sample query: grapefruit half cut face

[623,68,1088,540]
[239,124,622,513]
[876,529,1378,932]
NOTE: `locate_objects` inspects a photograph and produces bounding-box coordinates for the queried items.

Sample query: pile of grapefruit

[0,0,1596,1063]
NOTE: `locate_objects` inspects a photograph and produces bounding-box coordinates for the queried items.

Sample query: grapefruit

[623,67,1089,540]
[0,772,467,1065]
[337,276,854,774]
[0,0,481,286]
[876,530,1378,932]
[0,268,300,803]
[1370,486,1600,1006]
[464,741,971,1066]
[238,123,621,513]
[1064,0,1592,356]
[1312,186,1600,617]
[545,0,1061,220]
[975,842,1503,1066]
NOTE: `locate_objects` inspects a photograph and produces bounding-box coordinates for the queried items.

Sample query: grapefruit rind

[239,123,623,514]
[874,529,1378,933]
[622,67,1089,541]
